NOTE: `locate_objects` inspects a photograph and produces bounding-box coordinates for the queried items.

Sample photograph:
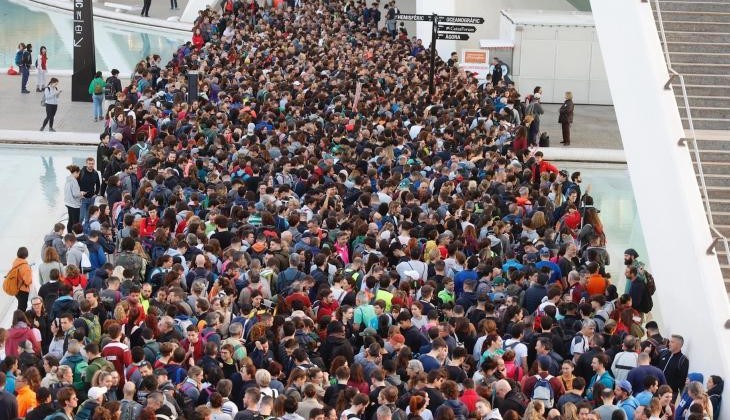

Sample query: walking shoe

[94,117,98,122]
[49,128,56,132]
[40,126,45,131]
[36,87,41,92]
[21,89,30,93]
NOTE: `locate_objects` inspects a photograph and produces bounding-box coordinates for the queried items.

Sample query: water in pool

[0,0,188,74]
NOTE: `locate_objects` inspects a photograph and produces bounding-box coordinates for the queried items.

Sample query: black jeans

[16,291,29,312]
[67,206,80,228]
[42,104,57,129]
[170,0,177,8]
[141,0,151,15]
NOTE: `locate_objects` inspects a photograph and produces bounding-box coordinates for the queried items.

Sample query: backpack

[94,80,104,95]
[3,261,26,296]
[72,359,89,391]
[14,51,22,66]
[119,400,137,420]
[81,314,102,344]
[105,77,118,100]
[645,271,657,296]
[531,375,555,408]
[176,381,197,417]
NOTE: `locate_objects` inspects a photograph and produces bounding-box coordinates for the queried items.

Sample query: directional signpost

[438,25,476,33]
[437,33,470,41]
[396,12,484,94]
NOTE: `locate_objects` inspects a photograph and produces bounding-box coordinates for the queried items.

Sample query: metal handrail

[650,0,730,268]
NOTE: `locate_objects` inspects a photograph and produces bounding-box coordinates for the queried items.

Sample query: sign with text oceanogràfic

[72,0,96,102]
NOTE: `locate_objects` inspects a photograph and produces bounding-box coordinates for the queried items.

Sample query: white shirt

[503,338,528,367]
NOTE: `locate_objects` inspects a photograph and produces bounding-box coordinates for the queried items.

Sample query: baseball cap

[539,247,551,256]
[359,327,377,337]
[88,387,108,400]
[618,380,632,394]
[492,277,506,286]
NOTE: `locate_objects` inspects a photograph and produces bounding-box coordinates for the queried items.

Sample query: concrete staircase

[653,0,730,292]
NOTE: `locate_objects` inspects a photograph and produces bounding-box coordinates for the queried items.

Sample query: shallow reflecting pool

[0,0,188,73]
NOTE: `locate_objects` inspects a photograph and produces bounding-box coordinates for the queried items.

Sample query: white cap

[88,387,108,400]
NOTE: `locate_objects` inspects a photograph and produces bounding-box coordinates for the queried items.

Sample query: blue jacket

[617,396,639,420]
[675,372,705,420]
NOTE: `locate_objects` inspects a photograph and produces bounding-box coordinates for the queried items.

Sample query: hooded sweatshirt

[6,322,40,357]
[675,372,704,420]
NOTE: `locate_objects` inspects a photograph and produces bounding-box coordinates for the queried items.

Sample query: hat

[191,147,200,155]
[293,81,301,86]
[539,247,551,256]
[390,334,405,344]
[19,340,33,352]
[88,387,108,400]
[559,169,569,177]
[624,248,639,258]
[492,277,506,286]
[247,122,255,136]
[359,327,377,337]
[154,368,169,377]
[617,380,632,394]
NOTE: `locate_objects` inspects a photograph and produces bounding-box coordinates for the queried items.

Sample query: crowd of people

[2,1,724,420]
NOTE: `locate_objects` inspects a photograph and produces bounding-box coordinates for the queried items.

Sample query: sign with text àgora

[72,0,96,102]
[437,33,470,41]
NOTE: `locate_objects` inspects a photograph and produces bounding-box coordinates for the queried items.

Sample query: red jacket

[140,217,158,237]
[316,300,339,322]
[531,160,559,182]
[6,324,40,357]
[460,388,480,413]
[513,135,528,153]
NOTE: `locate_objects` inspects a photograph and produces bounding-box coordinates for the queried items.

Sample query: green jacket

[88,77,106,95]
[85,356,113,386]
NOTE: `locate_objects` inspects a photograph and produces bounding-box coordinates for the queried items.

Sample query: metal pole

[429,13,438,96]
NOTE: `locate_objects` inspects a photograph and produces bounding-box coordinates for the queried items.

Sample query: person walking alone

[64,165,85,228]
[19,44,33,94]
[88,71,106,122]
[40,78,61,132]
[559,91,574,146]
[36,46,48,92]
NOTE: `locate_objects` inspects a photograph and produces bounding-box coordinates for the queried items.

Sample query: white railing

[649,0,730,270]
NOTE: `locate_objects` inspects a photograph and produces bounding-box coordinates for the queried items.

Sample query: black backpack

[104,77,118,100]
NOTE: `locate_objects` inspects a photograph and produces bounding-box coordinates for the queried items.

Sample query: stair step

[696,173,730,187]
[683,117,730,130]
[680,84,730,97]
[663,31,730,43]
[662,21,730,33]
[676,95,730,108]
[655,10,730,23]
[715,224,730,238]
[693,161,730,175]
[673,63,730,75]
[694,137,730,150]
[679,106,730,120]
[681,74,730,86]
[706,186,730,200]
[666,42,730,54]
[668,51,730,64]
[694,149,730,163]
[710,199,730,214]
[657,2,730,13]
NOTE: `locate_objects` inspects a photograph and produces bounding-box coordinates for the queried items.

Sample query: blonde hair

[565,91,573,100]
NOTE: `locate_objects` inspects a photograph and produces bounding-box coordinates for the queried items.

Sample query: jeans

[170,0,177,8]
[80,195,96,223]
[92,94,104,119]
[42,104,57,130]
[20,65,29,91]
[67,205,80,228]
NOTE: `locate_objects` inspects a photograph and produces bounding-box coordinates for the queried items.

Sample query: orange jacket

[16,384,37,417]
[585,273,608,296]
[10,258,33,293]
